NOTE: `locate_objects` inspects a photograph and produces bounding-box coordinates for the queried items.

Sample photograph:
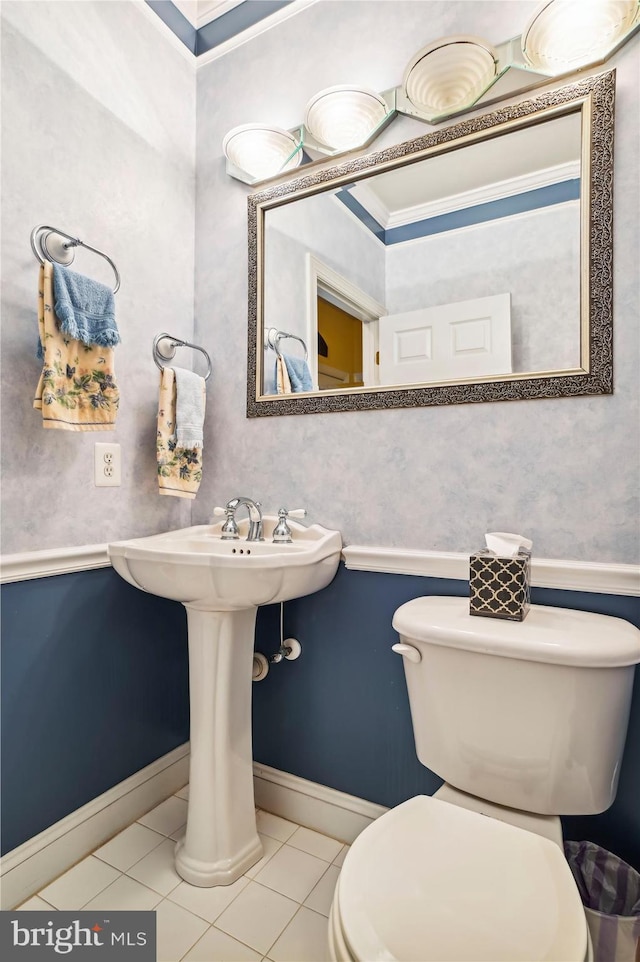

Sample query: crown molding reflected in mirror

[247,71,615,417]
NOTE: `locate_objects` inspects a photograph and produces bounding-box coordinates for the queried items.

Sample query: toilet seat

[337,796,588,962]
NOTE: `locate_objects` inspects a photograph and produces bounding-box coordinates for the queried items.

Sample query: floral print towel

[157,367,204,499]
[275,355,292,394]
[34,262,119,430]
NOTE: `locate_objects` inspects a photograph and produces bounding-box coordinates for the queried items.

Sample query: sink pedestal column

[175,606,263,887]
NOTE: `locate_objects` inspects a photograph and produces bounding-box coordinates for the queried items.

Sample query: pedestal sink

[108,516,341,887]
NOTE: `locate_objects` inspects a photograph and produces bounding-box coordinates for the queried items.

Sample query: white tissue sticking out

[485,532,533,558]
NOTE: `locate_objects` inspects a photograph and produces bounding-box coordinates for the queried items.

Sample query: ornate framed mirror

[247,71,614,417]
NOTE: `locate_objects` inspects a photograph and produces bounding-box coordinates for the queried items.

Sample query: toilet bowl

[329,795,593,962]
[328,597,640,962]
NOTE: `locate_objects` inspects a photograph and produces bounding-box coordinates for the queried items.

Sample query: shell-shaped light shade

[304,86,388,151]
[522,0,640,71]
[222,124,302,180]
[403,36,498,115]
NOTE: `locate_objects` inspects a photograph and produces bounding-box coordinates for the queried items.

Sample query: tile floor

[17,785,348,962]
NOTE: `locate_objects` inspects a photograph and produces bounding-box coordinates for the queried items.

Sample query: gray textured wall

[194,0,639,563]
[2,1,638,565]
[1,1,196,554]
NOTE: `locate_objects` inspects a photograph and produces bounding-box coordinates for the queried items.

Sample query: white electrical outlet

[94,442,121,486]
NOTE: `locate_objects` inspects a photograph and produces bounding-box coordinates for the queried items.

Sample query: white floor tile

[94,823,165,871]
[168,874,250,924]
[154,898,209,962]
[30,800,345,962]
[215,881,298,956]
[287,827,343,863]
[138,796,188,837]
[269,906,329,962]
[332,845,349,867]
[303,865,340,917]
[127,838,181,895]
[16,896,56,910]
[39,856,121,910]
[254,845,328,903]
[184,925,262,962]
[245,834,284,879]
[83,875,162,911]
[255,811,297,842]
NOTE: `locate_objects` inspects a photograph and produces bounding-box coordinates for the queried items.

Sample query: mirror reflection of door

[317,296,364,389]
[378,293,513,385]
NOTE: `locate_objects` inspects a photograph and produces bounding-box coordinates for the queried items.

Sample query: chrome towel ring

[266,327,308,360]
[30,224,121,294]
[153,332,212,381]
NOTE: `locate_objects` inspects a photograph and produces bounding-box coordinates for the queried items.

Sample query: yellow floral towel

[157,367,204,499]
[34,262,119,430]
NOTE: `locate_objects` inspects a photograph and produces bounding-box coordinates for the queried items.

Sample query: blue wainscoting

[1,568,189,856]
[253,564,640,869]
[3,560,639,870]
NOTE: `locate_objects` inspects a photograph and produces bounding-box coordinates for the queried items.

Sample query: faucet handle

[212,505,239,539]
[272,507,306,543]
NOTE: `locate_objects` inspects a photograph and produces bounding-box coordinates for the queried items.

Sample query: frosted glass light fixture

[403,36,498,116]
[221,2,638,185]
[522,0,640,72]
[303,85,389,151]
[222,124,302,181]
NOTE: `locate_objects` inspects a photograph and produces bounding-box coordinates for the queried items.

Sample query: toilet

[329,596,640,962]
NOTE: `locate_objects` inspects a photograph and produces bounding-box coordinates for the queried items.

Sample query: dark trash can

[565,841,640,962]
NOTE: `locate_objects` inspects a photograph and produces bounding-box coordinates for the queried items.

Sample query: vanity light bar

[223,0,640,185]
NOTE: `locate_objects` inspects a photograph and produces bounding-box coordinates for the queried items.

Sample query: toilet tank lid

[392,596,640,667]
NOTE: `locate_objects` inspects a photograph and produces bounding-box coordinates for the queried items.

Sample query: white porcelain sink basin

[108,513,342,888]
[108,516,342,610]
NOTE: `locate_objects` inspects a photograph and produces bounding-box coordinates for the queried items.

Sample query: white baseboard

[0,750,386,909]
[0,743,190,910]
[253,762,387,844]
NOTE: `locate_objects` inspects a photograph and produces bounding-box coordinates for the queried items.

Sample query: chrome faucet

[222,497,264,542]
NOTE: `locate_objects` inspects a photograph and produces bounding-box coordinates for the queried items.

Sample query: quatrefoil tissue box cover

[469,533,533,622]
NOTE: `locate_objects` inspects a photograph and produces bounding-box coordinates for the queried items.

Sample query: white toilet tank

[392,597,640,815]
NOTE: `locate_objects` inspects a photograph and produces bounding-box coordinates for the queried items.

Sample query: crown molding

[142,0,319,62]
[196,0,318,64]
[351,160,581,230]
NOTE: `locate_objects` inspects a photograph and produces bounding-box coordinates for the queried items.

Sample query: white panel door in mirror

[378,293,512,385]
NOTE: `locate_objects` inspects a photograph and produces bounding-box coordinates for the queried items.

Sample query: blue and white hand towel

[52,263,120,349]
